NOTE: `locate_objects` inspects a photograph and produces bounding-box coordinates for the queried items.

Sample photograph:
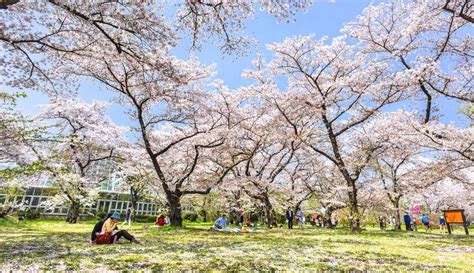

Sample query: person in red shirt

[156,215,166,226]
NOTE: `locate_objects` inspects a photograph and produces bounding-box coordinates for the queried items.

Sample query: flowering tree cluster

[0,0,472,230]
[0,92,48,216]
[36,98,125,223]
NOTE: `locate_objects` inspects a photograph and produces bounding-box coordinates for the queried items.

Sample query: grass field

[0,218,473,271]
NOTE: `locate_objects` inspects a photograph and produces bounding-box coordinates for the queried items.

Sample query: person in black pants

[404,212,412,231]
[286,207,294,229]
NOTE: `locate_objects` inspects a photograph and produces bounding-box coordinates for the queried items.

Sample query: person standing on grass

[411,216,418,232]
[404,212,412,231]
[421,214,431,232]
[122,204,132,227]
[379,216,385,230]
[286,207,294,229]
[439,215,446,233]
[96,212,140,244]
[296,209,304,229]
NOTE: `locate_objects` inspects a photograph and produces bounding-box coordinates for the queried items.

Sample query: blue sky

[10,0,467,127]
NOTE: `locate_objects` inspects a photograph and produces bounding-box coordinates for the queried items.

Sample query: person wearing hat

[91,212,114,242]
[98,211,140,244]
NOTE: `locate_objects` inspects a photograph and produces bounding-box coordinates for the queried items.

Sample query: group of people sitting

[212,215,260,233]
[90,212,140,244]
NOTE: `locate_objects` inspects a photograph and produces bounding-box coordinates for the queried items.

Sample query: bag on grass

[95,232,111,244]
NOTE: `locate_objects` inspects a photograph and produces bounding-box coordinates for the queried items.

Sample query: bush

[134,214,156,223]
[96,211,108,220]
[183,211,198,222]
[17,208,41,220]
[249,213,259,223]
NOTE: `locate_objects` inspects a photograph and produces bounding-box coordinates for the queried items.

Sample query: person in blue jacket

[213,215,227,229]
[439,215,447,233]
[404,212,412,231]
[421,214,431,232]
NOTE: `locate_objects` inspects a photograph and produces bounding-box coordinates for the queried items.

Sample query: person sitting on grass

[95,212,140,244]
[156,214,166,226]
[91,212,114,242]
[213,215,227,230]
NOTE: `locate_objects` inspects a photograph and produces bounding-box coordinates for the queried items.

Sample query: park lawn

[0,219,473,271]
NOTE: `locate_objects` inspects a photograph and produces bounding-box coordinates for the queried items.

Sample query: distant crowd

[89,204,460,245]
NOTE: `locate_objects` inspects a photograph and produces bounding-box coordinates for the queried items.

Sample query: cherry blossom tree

[366,112,428,229]
[364,110,473,228]
[342,0,474,124]
[224,107,300,227]
[414,122,473,169]
[0,92,47,172]
[0,92,51,217]
[0,0,315,94]
[0,1,173,93]
[442,0,473,23]
[36,98,125,223]
[66,49,250,226]
[2,0,472,231]
[281,153,318,213]
[408,176,474,217]
[115,149,154,220]
[302,163,347,227]
[244,35,401,231]
[178,0,314,54]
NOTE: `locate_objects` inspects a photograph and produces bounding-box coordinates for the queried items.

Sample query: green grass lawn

[0,218,473,271]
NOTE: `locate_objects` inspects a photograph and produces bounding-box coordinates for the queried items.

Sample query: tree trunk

[0,204,13,218]
[200,209,207,222]
[263,195,277,228]
[200,198,207,222]
[322,207,334,228]
[393,199,401,230]
[348,186,361,232]
[66,201,80,224]
[168,193,182,227]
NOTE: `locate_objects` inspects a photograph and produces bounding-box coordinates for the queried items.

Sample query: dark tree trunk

[200,198,207,222]
[66,201,80,224]
[263,195,277,228]
[0,204,13,218]
[168,193,182,227]
[200,209,207,222]
[348,186,361,232]
[322,207,334,228]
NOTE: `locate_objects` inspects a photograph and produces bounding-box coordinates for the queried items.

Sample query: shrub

[96,211,108,220]
[249,213,259,223]
[183,211,198,222]
[134,214,156,223]
[27,209,41,220]
[17,208,41,220]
